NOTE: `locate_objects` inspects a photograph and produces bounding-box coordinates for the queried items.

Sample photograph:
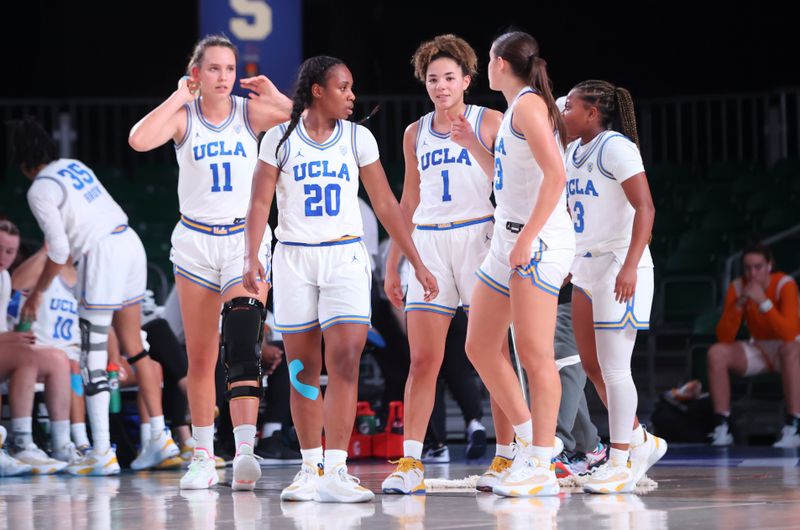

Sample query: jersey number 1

[441,170,452,202]
[210,163,232,192]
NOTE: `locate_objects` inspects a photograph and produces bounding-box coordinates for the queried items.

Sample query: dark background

[3,0,797,100]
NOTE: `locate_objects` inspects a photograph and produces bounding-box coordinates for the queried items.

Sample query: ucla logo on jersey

[419,147,472,170]
[50,297,78,314]
[193,141,247,161]
[234,124,242,134]
[293,161,351,182]
[339,145,348,156]
[567,178,599,198]
[587,162,594,173]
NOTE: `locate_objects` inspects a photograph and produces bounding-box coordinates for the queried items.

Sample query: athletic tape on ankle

[288,359,319,400]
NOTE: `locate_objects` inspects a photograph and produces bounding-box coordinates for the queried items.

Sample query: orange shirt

[716,272,800,343]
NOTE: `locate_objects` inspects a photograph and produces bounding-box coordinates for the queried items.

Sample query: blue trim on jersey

[175,104,192,149]
[220,273,270,296]
[274,319,321,334]
[416,215,494,231]
[277,124,291,167]
[243,98,258,141]
[475,106,494,154]
[405,302,457,317]
[195,95,236,132]
[296,119,342,150]
[476,269,510,297]
[462,304,470,313]
[180,215,245,236]
[428,112,450,139]
[320,314,371,330]
[111,225,128,235]
[571,131,610,169]
[573,285,593,302]
[507,88,537,140]
[596,133,626,180]
[174,265,221,293]
[414,116,424,152]
[122,294,145,307]
[350,121,360,166]
[279,236,362,247]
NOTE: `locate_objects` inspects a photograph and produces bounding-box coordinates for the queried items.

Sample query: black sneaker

[465,425,487,460]
[421,444,450,463]
[255,431,302,464]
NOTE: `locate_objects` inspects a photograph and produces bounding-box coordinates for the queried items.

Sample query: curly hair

[411,34,478,82]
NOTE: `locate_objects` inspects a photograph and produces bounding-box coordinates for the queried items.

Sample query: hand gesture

[241,75,282,105]
[742,282,767,305]
[383,267,405,310]
[446,110,476,150]
[614,264,637,304]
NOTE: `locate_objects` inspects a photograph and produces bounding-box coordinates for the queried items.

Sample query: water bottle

[108,362,121,413]
[15,320,31,332]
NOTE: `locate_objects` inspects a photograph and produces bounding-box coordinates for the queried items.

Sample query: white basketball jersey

[174,95,259,224]
[493,88,574,250]
[7,277,80,354]
[412,105,494,225]
[565,130,652,264]
[259,119,380,244]
[28,159,128,259]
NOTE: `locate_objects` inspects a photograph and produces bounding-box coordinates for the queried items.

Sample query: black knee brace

[79,318,110,396]
[220,297,266,401]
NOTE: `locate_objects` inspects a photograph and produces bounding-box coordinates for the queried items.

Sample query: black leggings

[142,318,189,427]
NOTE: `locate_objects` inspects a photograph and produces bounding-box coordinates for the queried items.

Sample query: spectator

[708,243,800,447]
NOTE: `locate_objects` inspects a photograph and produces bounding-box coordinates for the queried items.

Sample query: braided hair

[275,56,345,158]
[573,80,639,148]
[9,116,58,172]
[491,31,566,147]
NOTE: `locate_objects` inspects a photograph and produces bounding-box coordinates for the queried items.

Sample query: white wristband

[759,299,774,313]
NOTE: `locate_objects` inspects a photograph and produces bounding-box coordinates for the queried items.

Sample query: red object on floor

[373,401,404,458]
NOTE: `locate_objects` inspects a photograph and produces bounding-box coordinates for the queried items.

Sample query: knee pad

[79,318,111,395]
[221,297,266,401]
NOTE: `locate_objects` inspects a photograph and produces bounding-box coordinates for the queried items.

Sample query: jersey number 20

[304,184,341,216]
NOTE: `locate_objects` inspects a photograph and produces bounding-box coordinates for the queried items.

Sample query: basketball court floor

[2,445,800,529]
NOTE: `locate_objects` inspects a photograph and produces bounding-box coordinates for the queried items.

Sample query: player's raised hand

[177,75,200,103]
[446,110,475,150]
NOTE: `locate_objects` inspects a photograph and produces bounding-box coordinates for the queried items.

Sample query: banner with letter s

[200,0,302,93]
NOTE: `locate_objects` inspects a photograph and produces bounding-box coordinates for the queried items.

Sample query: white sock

[597,327,639,446]
[324,449,348,474]
[261,422,281,439]
[11,417,33,449]
[233,424,257,450]
[496,443,514,459]
[51,420,71,451]
[609,447,629,466]
[513,420,533,446]
[150,415,165,439]
[630,425,645,447]
[0,425,7,446]
[300,446,323,469]
[192,424,215,456]
[528,445,551,466]
[403,440,424,460]
[71,423,90,448]
[140,423,152,449]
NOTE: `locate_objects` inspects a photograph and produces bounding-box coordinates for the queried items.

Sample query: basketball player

[129,34,291,489]
[379,34,515,495]
[561,80,666,493]
[243,55,438,503]
[463,31,575,498]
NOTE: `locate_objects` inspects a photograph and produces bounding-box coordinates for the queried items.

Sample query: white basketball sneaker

[316,464,375,503]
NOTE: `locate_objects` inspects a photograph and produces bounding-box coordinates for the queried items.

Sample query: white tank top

[493,88,574,250]
[174,95,259,224]
[259,119,380,244]
[28,158,128,259]
[565,130,652,265]
[412,105,494,225]
[7,277,80,355]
